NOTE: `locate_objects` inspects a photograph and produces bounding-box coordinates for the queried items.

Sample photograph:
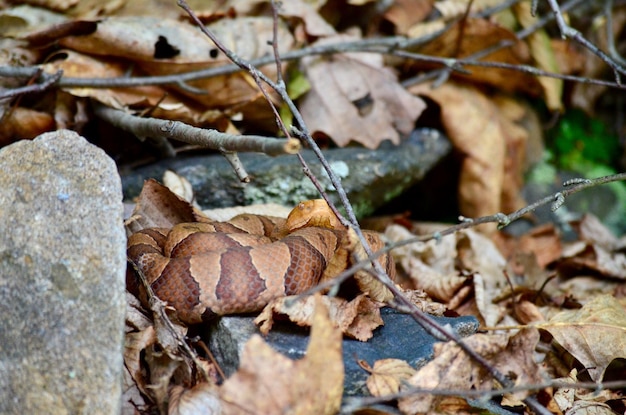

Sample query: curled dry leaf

[555,214,626,280]
[409,82,529,225]
[255,293,383,341]
[300,34,425,149]
[385,224,466,301]
[399,328,544,414]
[513,1,563,112]
[221,295,344,415]
[284,199,344,232]
[366,358,417,397]
[457,231,508,327]
[123,325,156,399]
[414,18,538,94]
[169,383,221,415]
[539,294,626,382]
[124,179,209,234]
[163,170,195,206]
[48,16,293,123]
[345,227,395,303]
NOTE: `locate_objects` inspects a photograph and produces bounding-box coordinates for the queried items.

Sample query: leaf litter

[2,1,625,414]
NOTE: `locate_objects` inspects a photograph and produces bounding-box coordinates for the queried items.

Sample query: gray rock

[207,308,479,397]
[0,130,126,414]
[122,128,451,217]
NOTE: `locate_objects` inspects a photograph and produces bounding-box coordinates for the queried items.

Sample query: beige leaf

[255,294,383,341]
[399,329,544,414]
[514,0,563,112]
[366,359,417,397]
[539,294,626,382]
[221,295,344,414]
[385,224,466,302]
[383,0,434,35]
[409,83,505,226]
[169,383,221,415]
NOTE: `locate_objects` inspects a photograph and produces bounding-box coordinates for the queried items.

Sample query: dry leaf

[410,82,529,226]
[383,0,433,35]
[539,294,626,382]
[0,107,55,145]
[555,214,626,280]
[345,227,395,303]
[125,179,209,235]
[277,0,336,36]
[365,359,417,396]
[255,294,383,341]
[414,18,539,94]
[300,34,425,149]
[163,170,195,205]
[42,50,216,126]
[284,199,343,232]
[48,15,293,124]
[514,0,563,111]
[221,295,344,414]
[399,328,544,414]
[169,383,221,415]
[385,224,466,301]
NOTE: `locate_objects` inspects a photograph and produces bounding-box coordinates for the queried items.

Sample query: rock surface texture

[0,130,126,414]
[209,308,479,397]
[122,128,451,217]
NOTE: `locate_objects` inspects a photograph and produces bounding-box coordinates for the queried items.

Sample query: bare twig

[0,69,62,100]
[343,379,626,413]
[545,0,626,83]
[92,101,300,156]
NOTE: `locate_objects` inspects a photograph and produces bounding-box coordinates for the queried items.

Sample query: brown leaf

[514,1,563,112]
[410,82,529,226]
[399,328,544,414]
[51,16,293,125]
[221,295,344,414]
[539,294,626,382]
[345,227,395,303]
[284,199,344,233]
[366,359,417,397]
[255,294,383,341]
[300,34,425,149]
[383,0,434,35]
[385,224,466,301]
[169,383,221,415]
[414,18,540,94]
[125,179,209,234]
[0,107,55,145]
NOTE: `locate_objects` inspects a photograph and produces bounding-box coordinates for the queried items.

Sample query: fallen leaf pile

[119,178,626,414]
[2,1,625,414]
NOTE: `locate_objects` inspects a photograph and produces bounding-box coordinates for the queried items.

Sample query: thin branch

[92,101,300,156]
[545,0,625,83]
[0,69,62,100]
[343,379,626,413]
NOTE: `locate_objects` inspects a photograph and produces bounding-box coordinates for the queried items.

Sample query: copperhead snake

[127,202,395,324]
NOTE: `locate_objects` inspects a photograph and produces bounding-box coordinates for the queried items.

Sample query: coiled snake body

[127,212,394,323]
